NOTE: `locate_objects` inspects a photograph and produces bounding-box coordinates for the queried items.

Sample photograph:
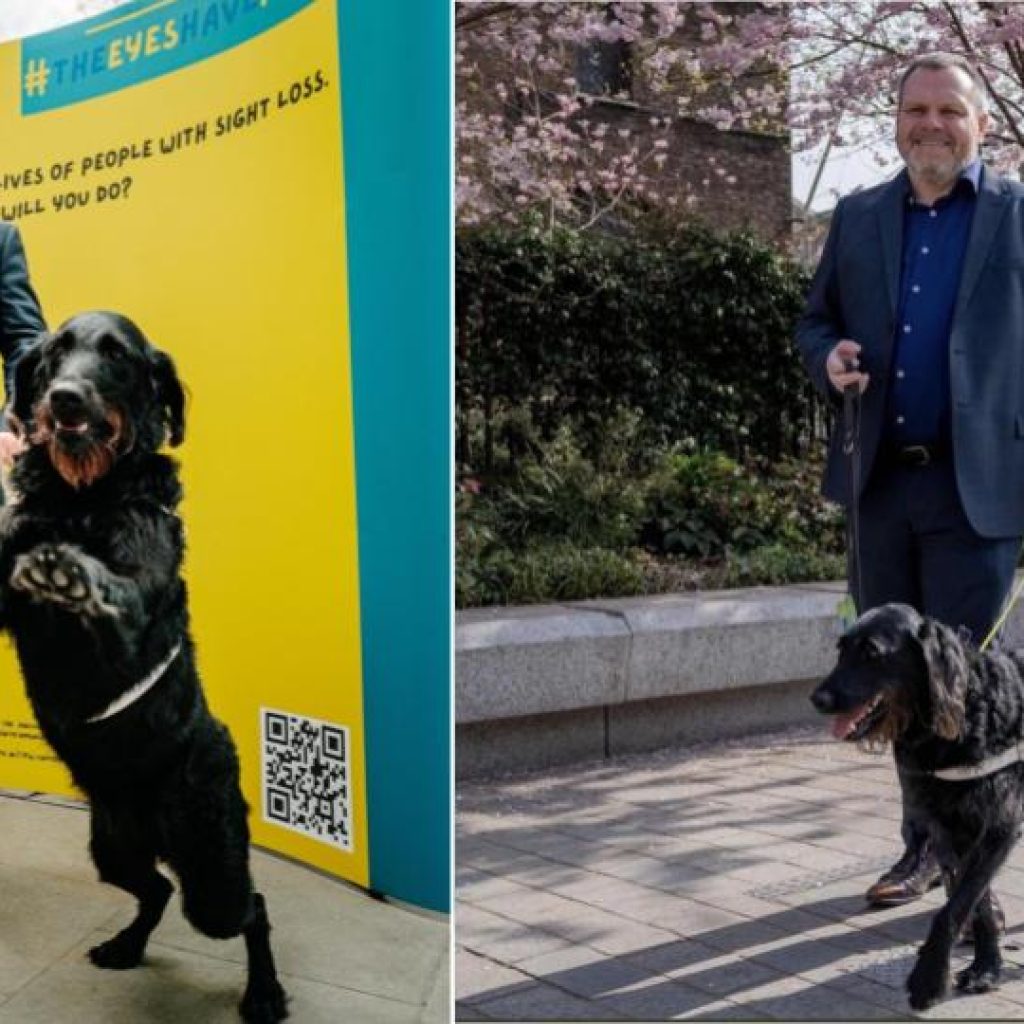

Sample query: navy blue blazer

[796,166,1024,539]
[0,221,44,404]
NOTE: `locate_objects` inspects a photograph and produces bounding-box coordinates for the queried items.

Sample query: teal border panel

[337,1,451,912]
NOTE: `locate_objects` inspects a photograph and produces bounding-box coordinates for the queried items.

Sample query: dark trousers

[854,458,1021,854]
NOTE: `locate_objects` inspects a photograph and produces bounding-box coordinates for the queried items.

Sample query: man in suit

[0,221,45,468]
[797,51,1024,907]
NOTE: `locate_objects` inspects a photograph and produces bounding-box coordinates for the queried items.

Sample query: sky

[793,141,900,214]
[0,0,128,42]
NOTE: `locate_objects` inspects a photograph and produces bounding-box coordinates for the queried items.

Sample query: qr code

[261,709,353,852]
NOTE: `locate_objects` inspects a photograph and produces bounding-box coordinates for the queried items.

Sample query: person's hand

[0,431,26,470]
[826,339,870,395]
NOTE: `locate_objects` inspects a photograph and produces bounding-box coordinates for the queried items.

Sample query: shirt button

[930,210,937,218]
[922,246,930,254]
[896,416,905,425]
[912,285,921,293]
[897,369,906,379]
[903,325,912,333]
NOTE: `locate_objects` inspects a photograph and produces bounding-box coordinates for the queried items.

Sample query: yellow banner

[0,0,367,886]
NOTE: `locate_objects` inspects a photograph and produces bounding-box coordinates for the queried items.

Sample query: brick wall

[585,97,792,243]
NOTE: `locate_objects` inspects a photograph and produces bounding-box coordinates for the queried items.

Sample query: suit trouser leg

[856,460,1021,858]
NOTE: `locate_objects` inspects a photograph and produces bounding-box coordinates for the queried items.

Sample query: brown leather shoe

[958,891,1006,945]
[866,852,942,906]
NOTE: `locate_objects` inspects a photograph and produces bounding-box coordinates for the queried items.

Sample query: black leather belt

[878,442,949,468]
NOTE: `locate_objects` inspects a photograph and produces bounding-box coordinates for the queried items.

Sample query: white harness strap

[932,741,1024,781]
[85,640,183,724]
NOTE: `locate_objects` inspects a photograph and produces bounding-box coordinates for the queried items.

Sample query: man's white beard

[908,152,964,189]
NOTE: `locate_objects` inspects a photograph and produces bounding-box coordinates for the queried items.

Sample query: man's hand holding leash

[827,339,870,395]
[0,431,25,470]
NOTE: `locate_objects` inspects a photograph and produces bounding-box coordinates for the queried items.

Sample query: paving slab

[0,793,449,1023]
[456,725,1024,1020]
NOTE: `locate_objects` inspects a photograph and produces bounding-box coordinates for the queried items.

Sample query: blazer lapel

[956,168,1009,314]
[876,172,906,316]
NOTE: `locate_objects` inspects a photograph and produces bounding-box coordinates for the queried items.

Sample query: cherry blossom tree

[456,2,787,230]
[456,1,1024,231]
[790,3,1024,172]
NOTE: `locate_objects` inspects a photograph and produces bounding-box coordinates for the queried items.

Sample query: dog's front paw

[907,953,951,1011]
[11,544,117,617]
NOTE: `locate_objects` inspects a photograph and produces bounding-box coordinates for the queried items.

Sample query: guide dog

[0,311,287,1022]
[812,603,1024,1010]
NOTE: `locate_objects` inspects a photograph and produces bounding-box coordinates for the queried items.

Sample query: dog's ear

[916,619,968,740]
[151,349,186,447]
[7,335,46,435]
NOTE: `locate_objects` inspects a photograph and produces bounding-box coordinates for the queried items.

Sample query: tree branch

[943,0,1024,147]
[456,2,519,31]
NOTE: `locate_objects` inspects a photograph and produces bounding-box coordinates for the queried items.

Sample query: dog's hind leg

[178,871,287,1022]
[90,871,173,969]
[88,808,173,970]
[168,732,288,1022]
[956,889,1003,994]
[907,822,1017,1010]
[239,893,288,1024]
[178,866,287,1021]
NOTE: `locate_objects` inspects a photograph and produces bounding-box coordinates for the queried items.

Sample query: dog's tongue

[831,711,858,740]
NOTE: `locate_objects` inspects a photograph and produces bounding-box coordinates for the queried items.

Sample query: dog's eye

[863,641,886,660]
[99,337,128,361]
[47,333,73,357]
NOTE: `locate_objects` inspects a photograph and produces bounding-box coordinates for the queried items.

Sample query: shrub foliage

[456,224,825,474]
[456,429,846,608]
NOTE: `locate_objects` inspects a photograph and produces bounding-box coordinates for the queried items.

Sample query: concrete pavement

[0,791,449,1023]
[456,726,1024,1020]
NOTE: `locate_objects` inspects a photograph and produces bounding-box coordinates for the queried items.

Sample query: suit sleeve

[795,199,846,404]
[0,223,46,370]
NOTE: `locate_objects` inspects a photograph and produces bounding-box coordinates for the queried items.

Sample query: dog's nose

[810,686,834,713]
[49,385,87,421]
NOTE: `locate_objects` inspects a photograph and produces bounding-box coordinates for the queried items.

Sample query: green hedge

[456,224,824,474]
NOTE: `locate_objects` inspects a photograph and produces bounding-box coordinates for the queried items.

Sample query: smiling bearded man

[795,51,1024,919]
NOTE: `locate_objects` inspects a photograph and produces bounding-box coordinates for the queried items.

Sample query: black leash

[842,366,863,618]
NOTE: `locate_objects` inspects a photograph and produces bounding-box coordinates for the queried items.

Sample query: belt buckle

[903,445,931,466]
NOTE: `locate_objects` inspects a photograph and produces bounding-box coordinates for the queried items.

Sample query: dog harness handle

[931,740,1024,781]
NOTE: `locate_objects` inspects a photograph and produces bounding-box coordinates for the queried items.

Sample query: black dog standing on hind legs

[811,602,1024,1012]
[0,311,287,1023]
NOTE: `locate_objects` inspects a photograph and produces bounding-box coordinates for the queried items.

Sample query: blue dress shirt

[885,161,981,446]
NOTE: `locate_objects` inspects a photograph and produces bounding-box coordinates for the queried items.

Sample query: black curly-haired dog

[811,602,1024,1011]
[0,311,287,1022]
